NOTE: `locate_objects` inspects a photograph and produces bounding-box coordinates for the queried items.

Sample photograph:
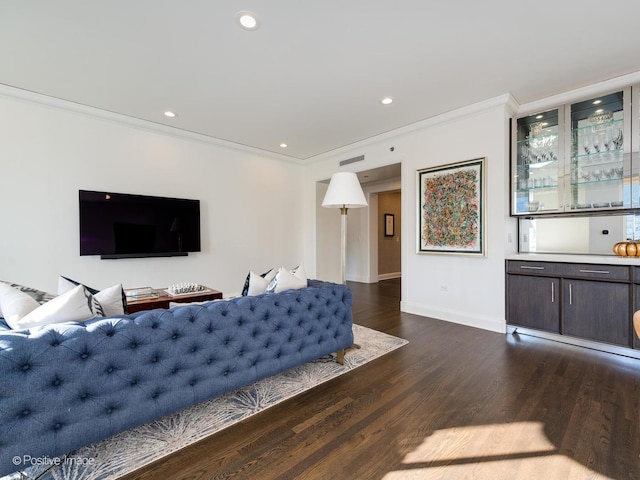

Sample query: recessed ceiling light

[164,111,177,118]
[593,99,602,105]
[541,122,549,126]
[280,143,288,148]
[595,109,604,113]
[237,11,259,30]
[381,97,393,105]
[536,115,544,119]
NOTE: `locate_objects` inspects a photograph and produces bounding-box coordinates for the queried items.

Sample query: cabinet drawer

[506,261,565,276]
[507,260,630,282]
[559,263,630,282]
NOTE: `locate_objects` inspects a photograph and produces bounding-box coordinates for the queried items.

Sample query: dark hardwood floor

[124,278,640,479]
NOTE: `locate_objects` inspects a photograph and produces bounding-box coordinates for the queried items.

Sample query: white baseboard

[378,272,401,281]
[400,300,506,334]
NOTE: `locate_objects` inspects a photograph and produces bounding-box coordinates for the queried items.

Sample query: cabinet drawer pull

[578,269,610,274]
[569,284,573,305]
[520,266,544,270]
[551,282,555,303]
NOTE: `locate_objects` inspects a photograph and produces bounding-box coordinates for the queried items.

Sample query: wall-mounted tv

[79,190,201,259]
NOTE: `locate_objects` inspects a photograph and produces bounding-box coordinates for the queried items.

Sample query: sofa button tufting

[53,423,62,430]
[52,378,61,387]
[80,393,88,400]
[130,342,138,349]
[21,409,30,416]
[106,408,113,414]
[21,364,31,371]
[172,334,178,340]
[81,353,89,359]
[106,367,114,374]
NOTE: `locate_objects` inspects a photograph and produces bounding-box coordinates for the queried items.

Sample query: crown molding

[0,83,304,165]
[307,93,515,163]
[517,70,640,116]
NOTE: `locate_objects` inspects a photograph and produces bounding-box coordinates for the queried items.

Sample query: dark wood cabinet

[563,279,630,346]
[506,260,635,352]
[507,274,560,333]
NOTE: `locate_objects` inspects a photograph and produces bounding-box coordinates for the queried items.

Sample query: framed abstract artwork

[417,157,486,256]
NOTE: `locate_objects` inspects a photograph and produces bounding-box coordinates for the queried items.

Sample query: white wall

[0,91,305,296]
[306,95,518,333]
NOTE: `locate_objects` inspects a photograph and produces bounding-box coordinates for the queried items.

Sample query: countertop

[507,253,640,265]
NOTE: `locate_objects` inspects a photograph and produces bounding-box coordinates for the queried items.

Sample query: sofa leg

[336,343,361,365]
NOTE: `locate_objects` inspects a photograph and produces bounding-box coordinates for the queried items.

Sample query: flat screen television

[79,190,201,259]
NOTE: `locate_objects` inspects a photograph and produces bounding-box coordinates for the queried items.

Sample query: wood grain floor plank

[123,279,640,479]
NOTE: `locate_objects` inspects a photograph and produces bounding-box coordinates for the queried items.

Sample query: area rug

[7,324,408,480]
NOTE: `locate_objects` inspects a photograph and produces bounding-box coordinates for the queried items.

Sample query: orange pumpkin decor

[613,241,640,257]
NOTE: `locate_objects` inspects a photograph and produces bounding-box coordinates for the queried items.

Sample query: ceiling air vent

[339,155,364,167]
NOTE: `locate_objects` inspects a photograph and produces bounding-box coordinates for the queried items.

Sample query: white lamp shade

[322,172,368,208]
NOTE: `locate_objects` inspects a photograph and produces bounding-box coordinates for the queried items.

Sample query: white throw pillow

[95,284,126,316]
[58,276,125,316]
[2,284,104,330]
[267,264,308,294]
[247,268,277,296]
[0,282,40,325]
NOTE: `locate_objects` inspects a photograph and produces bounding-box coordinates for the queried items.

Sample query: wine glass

[612,128,623,149]
[583,133,591,154]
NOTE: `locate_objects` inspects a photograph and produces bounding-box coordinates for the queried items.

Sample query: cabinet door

[507,274,560,333]
[567,89,630,211]
[563,279,630,347]
[512,109,563,215]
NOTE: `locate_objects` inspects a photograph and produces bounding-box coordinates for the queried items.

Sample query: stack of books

[125,287,159,300]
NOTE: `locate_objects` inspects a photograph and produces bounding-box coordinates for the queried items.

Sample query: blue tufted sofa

[0,279,354,477]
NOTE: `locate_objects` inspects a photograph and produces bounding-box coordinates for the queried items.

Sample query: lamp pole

[340,206,348,284]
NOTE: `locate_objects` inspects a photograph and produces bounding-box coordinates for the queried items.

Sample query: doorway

[315,163,402,284]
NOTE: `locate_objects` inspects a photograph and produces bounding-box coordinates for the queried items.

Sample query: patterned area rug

[7,324,407,480]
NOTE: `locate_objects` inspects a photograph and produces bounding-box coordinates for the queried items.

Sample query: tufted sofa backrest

[0,280,353,476]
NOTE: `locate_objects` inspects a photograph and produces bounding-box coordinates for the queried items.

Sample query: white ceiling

[2,1,640,161]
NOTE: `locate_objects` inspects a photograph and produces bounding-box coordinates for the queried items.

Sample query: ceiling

[2,1,640,161]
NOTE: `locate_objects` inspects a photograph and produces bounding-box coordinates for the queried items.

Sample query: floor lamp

[322,172,368,285]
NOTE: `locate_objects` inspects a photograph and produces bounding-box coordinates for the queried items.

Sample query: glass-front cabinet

[514,108,563,214]
[512,87,633,215]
